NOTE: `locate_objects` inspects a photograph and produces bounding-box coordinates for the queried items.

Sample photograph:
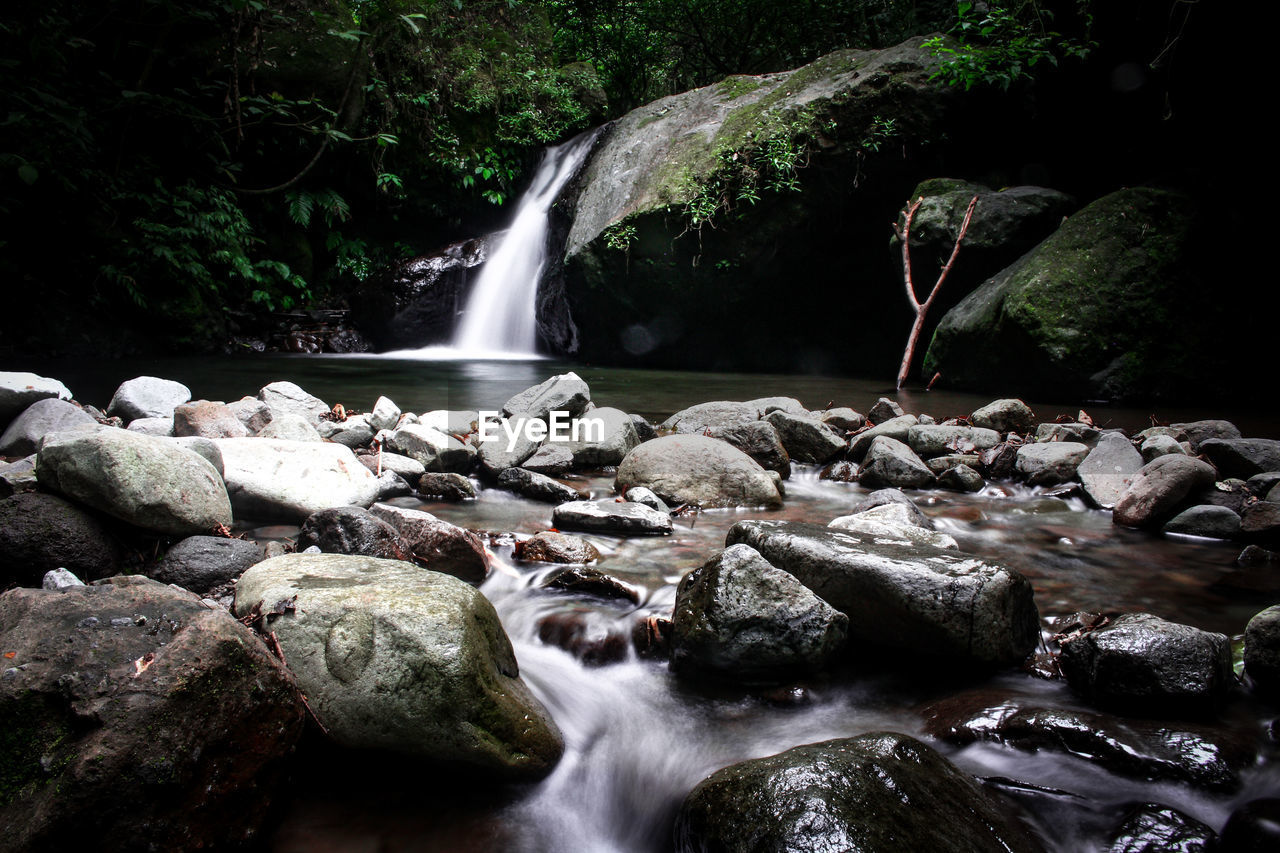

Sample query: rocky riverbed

[2,368,1279,851]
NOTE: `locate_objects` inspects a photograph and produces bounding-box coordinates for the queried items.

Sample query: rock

[982,441,1022,479]
[417,471,476,501]
[1113,455,1219,528]
[234,554,561,779]
[708,420,790,478]
[970,398,1037,434]
[0,576,303,851]
[671,544,847,682]
[1242,501,1280,539]
[1035,422,1101,445]
[476,415,543,475]
[763,410,846,464]
[502,372,590,420]
[358,503,486,583]
[173,400,250,439]
[542,565,638,604]
[848,488,933,526]
[536,610,629,666]
[1076,433,1144,508]
[1199,438,1280,480]
[298,506,409,560]
[820,407,864,431]
[317,414,375,449]
[615,434,783,509]
[126,416,174,436]
[41,568,85,589]
[552,499,673,535]
[37,430,232,536]
[1141,434,1187,461]
[1059,612,1232,717]
[1220,799,1280,851]
[0,398,98,457]
[372,470,412,500]
[522,442,575,475]
[388,423,475,473]
[659,401,759,433]
[621,485,668,513]
[1236,544,1280,568]
[517,531,600,565]
[907,425,1000,459]
[213,438,381,522]
[496,467,588,503]
[106,376,192,421]
[1015,441,1090,486]
[1163,505,1242,539]
[418,409,480,436]
[857,436,935,489]
[257,412,323,441]
[0,456,36,496]
[867,397,905,425]
[0,371,72,424]
[674,732,1040,853]
[368,395,401,431]
[1250,471,1280,497]
[1170,419,1241,450]
[358,449,425,481]
[747,397,807,416]
[226,396,273,433]
[848,414,919,460]
[258,380,330,425]
[925,188,1210,400]
[922,690,1256,793]
[938,464,985,493]
[561,406,639,468]
[150,535,263,594]
[818,459,858,481]
[628,414,657,442]
[168,435,224,476]
[1245,605,1280,695]
[829,502,958,549]
[726,520,1038,667]
[1105,804,1217,853]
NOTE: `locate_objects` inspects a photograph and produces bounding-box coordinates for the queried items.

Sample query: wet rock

[0,398,98,457]
[0,492,122,586]
[849,488,934,527]
[38,430,232,536]
[1036,422,1101,445]
[1200,438,1280,480]
[541,565,637,604]
[848,414,919,460]
[1113,455,1218,528]
[938,464,985,493]
[1220,799,1280,852]
[369,503,489,584]
[674,732,1040,853]
[922,690,1255,792]
[1242,501,1280,539]
[1141,434,1187,461]
[536,609,629,665]
[476,415,543,475]
[106,376,191,421]
[257,412,323,441]
[0,371,72,425]
[126,416,174,436]
[173,400,251,439]
[552,499,673,535]
[763,410,846,464]
[258,380,330,426]
[562,406,640,468]
[226,395,273,433]
[1058,612,1232,717]
[971,399,1037,434]
[502,371,591,420]
[368,395,401,431]
[1015,441,1090,486]
[1,576,304,851]
[234,553,562,780]
[316,414,375,448]
[727,521,1039,667]
[710,419,791,477]
[1079,433,1145,509]
[671,544,847,682]
[983,441,1023,479]
[820,407,864,431]
[927,453,983,475]
[358,449,425,481]
[522,442,575,475]
[622,485,669,513]
[1105,803,1217,853]
[857,436,935,489]
[213,438,381,522]
[496,467,588,503]
[298,506,409,560]
[384,423,475,473]
[633,614,672,659]
[829,503,958,549]
[1163,505,1242,539]
[1244,605,1280,695]
[615,434,783,509]
[818,459,858,481]
[373,470,412,500]
[151,535,263,594]
[907,425,1000,458]
[1171,419,1241,451]
[519,529,599,568]
[417,471,476,501]
[867,397,905,425]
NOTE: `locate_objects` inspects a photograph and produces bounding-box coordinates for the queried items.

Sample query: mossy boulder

[924,187,1213,400]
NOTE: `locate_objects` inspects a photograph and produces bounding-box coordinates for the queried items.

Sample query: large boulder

[0,492,123,586]
[659,401,759,433]
[670,544,848,682]
[234,554,563,780]
[0,372,72,425]
[616,434,783,509]
[0,398,98,457]
[925,188,1214,400]
[726,520,1039,667]
[1113,455,1218,528]
[213,438,381,522]
[37,429,232,536]
[106,376,192,421]
[0,576,304,851]
[1078,433,1145,509]
[674,732,1041,853]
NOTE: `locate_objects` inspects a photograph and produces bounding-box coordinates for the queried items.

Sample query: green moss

[716,76,765,100]
[0,691,77,807]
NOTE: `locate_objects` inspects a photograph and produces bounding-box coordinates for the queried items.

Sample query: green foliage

[603,221,637,251]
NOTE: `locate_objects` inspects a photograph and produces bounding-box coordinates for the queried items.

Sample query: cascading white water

[447,130,600,357]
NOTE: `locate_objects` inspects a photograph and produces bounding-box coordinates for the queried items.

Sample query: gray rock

[369,395,402,431]
[746,396,807,416]
[708,419,790,478]
[857,435,935,489]
[373,470,412,500]
[0,455,35,496]
[867,397,905,424]
[1114,455,1219,528]
[1105,805,1218,852]
[848,414,919,461]
[151,535,263,594]
[234,554,561,780]
[522,442,575,474]
[615,434,783,509]
[1,576,303,851]
[541,565,638,604]
[0,398,98,457]
[496,468,588,503]
[173,400,250,439]
[1077,433,1144,507]
[819,407,864,431]
[299,506,409,560]
[848,488,933,527]
[1035,422,1100,445]
[970,399,1037,434]
[0,492,124,586]
[169,436,224,477]
[1140,433,1187,461]
[829,503,958,549]
[1199,438,1280,480]
[764,410,846,463]
[418,409,479,436]
[1244,605,1280,695]
[358,450,425,481]
[41,568,86,589]
[213,438,381,522]
[37,430,231,536]
[671,544,848,682]
[126,416,174,436]
[659,400,759,433]
[257,412,323,442]
[1249,471,1280,497]
[517,531,600,564]
[369,503,489,584]
[502,371,590,420]
[316,413,374,448]
[907,424,1000,458]
[476,415,543,475]
[258,380,331,425]
[106,376,191,421]
[1171,419,1241,450]
[938,464,985,493]
[553,499,673,535]
[727,520,1038,667]
[621,485,668,513]
[1163,505,1242,539]
[387,423,475,473]
[226,396,273,433]
[628,413,657,442]
[1242,501,1280,539]
[416,472,476,502]
[0,371,72,425]
[561,406,639,468]
[675,732,1040,853]
[1014,441,1090,486]
[1059,612,1232,717]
